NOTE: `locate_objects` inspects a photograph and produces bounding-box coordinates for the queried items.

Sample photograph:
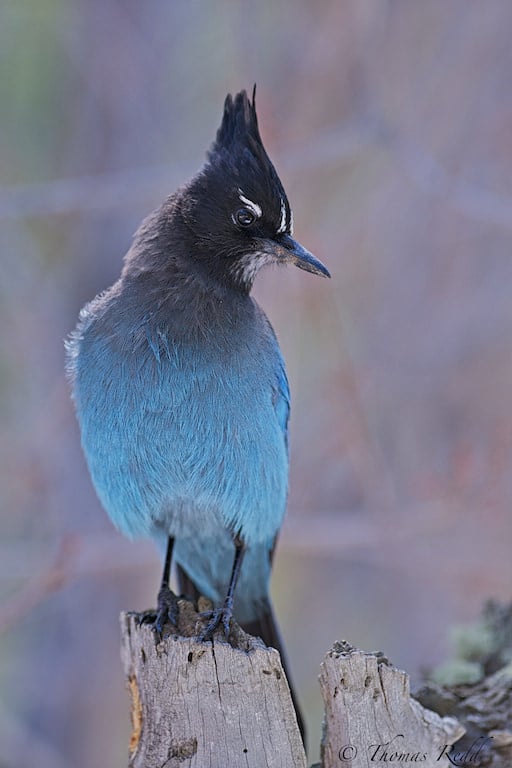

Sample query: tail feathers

[175,562,201,605]
[175,563,305,743]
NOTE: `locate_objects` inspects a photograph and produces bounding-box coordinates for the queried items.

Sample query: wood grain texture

[318,642,464,768]
[120,611,306,768]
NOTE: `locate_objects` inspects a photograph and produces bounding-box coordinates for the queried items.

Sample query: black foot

[140,585,179,639]
[199,603,233,642]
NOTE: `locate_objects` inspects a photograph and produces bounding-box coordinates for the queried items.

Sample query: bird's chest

[144,321,277,430]
[74,306,288,540]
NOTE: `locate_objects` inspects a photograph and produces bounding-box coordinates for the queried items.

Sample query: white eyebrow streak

[277,197,287,233]
[238,189,262,218]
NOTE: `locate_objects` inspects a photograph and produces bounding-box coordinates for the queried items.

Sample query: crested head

[207,88,293,235]
[171,88,328,293]
[209,87,262,161]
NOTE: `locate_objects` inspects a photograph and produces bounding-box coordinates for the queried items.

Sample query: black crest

[207,86,281,191]
[209,86,262,160]
[203,86,288,227]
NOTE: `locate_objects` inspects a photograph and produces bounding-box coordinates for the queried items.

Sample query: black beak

[259,233,330,278]
[279,235,331,277]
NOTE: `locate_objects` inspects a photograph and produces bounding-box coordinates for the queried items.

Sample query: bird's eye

[233,207,256,228]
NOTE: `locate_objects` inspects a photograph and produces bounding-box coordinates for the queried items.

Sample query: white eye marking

[277,197,287,234]
[238,189,262,218]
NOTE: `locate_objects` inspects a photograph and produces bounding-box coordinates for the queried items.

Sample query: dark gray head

[178,88,330,292]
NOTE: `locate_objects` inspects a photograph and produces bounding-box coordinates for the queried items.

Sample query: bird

[66,87,329,731]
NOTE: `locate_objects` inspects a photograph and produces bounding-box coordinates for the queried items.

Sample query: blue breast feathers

[68,294,290,547]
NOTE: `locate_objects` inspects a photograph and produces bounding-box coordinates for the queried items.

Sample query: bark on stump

[120,607,306,768]
[319,642,464,768]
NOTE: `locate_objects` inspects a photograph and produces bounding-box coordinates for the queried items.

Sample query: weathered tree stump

[119,597,511,768]
[120,603,306,768]
[121,603,468,768]
[318,642,464,768]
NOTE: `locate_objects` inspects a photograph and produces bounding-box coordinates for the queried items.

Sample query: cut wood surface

[120,607,306,768]
[318,642,465,768]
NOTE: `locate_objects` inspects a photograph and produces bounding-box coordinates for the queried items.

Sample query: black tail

[176,563,305,743]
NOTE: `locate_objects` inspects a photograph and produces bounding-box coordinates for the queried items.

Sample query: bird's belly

[152,398,288,544]
[77,347,288,545]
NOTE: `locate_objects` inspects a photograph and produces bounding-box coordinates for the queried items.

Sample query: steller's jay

[67,89,329,729]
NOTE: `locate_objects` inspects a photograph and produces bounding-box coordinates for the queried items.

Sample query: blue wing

[257,304,290,452]
[273,349,290,452]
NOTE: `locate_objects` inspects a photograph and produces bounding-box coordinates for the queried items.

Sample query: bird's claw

[198,606,232,641]
[139,585,179,640]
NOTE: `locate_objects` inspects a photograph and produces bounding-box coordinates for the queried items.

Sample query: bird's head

[179,88,330,293]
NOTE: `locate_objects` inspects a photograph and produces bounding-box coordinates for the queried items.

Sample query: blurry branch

[382,124,512,229]
[0,533,156,582]
[0,535,79,633]
[282,116,377,172]
[281,500,453,555]
[0,163,192,219]
[2,114,512,226]
[0,497,472,633]
[0,120,373,220]
[0,503,438,578]
[0,532,156,633]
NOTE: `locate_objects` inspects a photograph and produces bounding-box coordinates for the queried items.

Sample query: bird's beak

[269,234,331,278]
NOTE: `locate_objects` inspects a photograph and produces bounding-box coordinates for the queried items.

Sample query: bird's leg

[155,535,179,633]
[200,538,246,641]
[140,536,179,636]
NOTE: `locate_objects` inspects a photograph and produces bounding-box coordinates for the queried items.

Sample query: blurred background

[1,1,512,765]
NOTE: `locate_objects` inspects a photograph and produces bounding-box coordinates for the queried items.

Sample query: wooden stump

[120,612,474,768]
[120,606,306,768]
[319,641,464,768]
